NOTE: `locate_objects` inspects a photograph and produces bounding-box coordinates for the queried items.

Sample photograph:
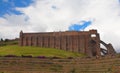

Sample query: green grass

[0,45,86,58]
[0,40,18,46]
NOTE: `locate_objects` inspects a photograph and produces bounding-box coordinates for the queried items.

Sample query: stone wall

[0,57,120,73]
[19,29,101,57]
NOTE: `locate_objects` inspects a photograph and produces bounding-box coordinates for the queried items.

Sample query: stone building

[19,29,116,57]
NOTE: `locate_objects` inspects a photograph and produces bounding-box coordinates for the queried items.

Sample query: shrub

[36,56,46,59]
[51,56,61,59]
[21,55,32,58]
[67,57,73,59]
[4,55,17,57]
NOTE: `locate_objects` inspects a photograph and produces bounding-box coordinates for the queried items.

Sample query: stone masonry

[19,29,116,57]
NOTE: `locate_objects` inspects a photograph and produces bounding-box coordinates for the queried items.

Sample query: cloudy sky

[0,0,120,52]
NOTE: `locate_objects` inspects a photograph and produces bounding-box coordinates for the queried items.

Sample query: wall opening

[91,34,96,37]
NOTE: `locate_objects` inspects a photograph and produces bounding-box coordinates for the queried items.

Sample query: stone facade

[19,29,116,57]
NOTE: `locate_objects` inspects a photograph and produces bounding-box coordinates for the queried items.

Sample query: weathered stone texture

[19,29,116,57]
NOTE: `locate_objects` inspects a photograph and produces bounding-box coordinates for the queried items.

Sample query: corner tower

[19,30,23,46]
[87,30,101,57]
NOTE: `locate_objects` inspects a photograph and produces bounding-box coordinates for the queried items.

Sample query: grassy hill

[0,45,86,58]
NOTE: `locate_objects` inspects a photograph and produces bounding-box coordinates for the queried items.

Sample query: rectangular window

[91,34,96,37]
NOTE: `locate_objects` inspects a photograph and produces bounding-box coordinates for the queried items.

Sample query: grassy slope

[0,45,85,58]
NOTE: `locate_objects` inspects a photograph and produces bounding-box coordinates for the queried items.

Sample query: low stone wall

[0,57,120,73]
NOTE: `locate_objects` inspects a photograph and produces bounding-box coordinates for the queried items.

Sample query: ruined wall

[19,30,101,57]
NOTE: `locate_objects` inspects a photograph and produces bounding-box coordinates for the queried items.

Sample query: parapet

[89,29,97,34]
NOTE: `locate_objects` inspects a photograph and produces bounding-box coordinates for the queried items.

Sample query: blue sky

[0,0,33,17]
[69,21,92,31]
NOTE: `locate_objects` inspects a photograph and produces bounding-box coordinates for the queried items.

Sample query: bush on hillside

[67,57,73,59]
[21,55,32,58]
[36,56,46,59]
[4,55,18,57]
[51,56,61,59]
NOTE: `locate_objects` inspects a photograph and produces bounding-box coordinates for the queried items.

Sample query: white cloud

[0,0,120,51]
[0,14,31,39]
